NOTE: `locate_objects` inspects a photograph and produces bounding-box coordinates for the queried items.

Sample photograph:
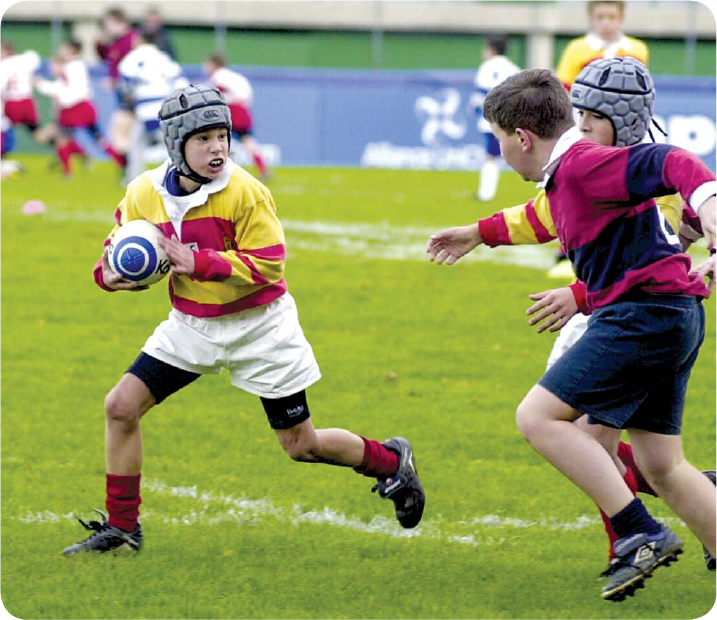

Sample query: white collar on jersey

[147,157,236,239]
[585,32,630,57]
[149,158,235,204]
[536,126,584,189]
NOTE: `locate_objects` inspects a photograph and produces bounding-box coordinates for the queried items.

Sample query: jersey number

[657,210,681,248]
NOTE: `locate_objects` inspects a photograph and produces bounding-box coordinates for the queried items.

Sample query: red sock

[56,143,73,175]
[252,152,267,176]
[618,441,656,496]
[354,437,398,478]
[68,139,84,155]
[106,473,141,532]
[599,509,619,560]
[623,465,638,495]
[103,144,126,168]
[600,466,639,560]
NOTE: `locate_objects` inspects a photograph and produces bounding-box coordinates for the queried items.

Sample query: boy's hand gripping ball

[107,220,171,286]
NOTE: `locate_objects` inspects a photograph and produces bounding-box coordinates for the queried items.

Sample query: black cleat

[702,470,716,571]
[598,558,619,580]
[601,525,683,602]
[372,437,425,529]
[62,508,143,556]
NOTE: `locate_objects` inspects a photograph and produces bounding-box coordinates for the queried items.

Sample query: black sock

[610,498,661,539]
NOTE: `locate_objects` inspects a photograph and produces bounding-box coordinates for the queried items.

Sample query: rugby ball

[107,220,171,286]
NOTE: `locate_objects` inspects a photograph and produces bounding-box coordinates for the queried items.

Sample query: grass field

[2,155,715,619]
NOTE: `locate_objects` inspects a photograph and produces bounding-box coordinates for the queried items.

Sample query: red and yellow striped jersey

[94,160,286,317]
[556,33,649,89]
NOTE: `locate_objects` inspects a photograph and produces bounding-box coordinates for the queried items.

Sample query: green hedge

[0,21,713,74]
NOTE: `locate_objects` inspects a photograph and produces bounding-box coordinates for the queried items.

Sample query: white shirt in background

[0,50,41,101]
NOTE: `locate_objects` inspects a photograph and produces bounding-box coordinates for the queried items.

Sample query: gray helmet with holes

[571,57,654,147]
[158,84,232,183]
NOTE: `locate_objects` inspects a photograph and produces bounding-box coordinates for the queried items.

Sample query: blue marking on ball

[121,247,146,271]
[112,236,158,281]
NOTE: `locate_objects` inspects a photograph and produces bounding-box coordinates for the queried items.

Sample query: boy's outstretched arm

[426,223,482,265]
[427,190,557,265]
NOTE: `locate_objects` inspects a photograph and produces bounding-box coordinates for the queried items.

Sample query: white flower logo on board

[414,88,467,146]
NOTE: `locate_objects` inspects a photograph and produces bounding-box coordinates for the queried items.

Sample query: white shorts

[142,293,321,399]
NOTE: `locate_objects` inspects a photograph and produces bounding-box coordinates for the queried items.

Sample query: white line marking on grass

[19,478,684,550]
[33,208,556,269]
[17,510,76,523]
[466,514,600,530]
[41,210,116,223]
[281,219,555,269]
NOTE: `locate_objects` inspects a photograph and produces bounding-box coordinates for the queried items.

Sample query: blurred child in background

[34,40,125,177]
[0,41,42,142]
[204,52,270,181]
[95,7,139,170]
[470,35,520,201]
[556,0,649,91]
[118,31,186,182]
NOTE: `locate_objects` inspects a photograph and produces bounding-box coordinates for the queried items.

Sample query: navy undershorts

[127,352,310,430]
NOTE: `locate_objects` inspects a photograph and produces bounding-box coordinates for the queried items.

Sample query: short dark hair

[483,69,574,139]
[486,35,508,56]
[65,38,82,54]
[207,52,226,67]
[587,1,625,15]
[105,7,128,22]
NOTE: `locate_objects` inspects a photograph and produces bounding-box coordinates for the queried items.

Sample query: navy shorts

[539,294,705,435]
[485,132,501,157]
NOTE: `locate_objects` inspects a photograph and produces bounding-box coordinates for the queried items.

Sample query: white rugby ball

[107,219,171,286]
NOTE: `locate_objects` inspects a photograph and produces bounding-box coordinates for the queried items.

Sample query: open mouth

[208,158,224,171]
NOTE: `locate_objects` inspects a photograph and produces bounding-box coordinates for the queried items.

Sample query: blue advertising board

[32,64,717,172]
[207,66,716,171]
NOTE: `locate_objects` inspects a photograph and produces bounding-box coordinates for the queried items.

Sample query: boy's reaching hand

[527,286,578,333]
[100,248,149,291]
[426,223,482,265]
[158,235,195,275]
[691,253,716,298]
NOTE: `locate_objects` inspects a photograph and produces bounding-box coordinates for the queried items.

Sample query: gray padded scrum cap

[571,57,655,147]
[158,84,232,181]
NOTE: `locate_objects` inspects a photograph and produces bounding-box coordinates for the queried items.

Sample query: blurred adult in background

[139,6,176,60]
[34,39,126,177]
[118,32,186,182]
[204,52,271,181]
[469,35,520,202]
[95,7,139,173]
[0,41,42,141]
[556,0,649,91]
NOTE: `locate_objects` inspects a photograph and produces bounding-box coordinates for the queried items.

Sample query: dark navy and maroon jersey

[542,128,714,311]
[96,30,137,82]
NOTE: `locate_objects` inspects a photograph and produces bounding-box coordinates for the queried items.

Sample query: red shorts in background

[228,104,253,135]
[4,98,39,128]
[58,101,98,129]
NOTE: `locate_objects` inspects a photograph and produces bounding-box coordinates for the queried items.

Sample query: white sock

[478,159,500,201]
